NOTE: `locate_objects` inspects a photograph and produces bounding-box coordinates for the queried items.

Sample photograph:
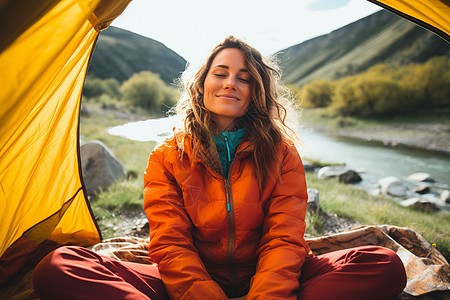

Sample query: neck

[215,116,236,132]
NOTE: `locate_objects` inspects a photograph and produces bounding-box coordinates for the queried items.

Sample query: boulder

[400,197,440,212]
[411,184,431,194]
[307,188,319,214]
[440,190,450,204]
[407,172,435,183]
[80,140,127,196]
[378,176,407,197]
[302,159,315,172]
[317,166,362,184]
[338,170,362,184]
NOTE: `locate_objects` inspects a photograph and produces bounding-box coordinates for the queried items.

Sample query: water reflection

[108,115,180,143]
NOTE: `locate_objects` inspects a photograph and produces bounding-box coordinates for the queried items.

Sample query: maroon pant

[32,245,406,299]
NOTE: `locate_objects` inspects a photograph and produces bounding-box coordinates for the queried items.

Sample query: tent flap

[0,0,131,283]
[368,0,450,42]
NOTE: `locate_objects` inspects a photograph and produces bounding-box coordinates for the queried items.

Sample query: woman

[33,36,406,300]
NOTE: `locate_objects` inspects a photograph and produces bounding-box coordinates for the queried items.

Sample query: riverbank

[301,108,450,155]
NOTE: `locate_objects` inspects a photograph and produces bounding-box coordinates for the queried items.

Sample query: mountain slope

[87,26,187,84]
[277,10,449,87]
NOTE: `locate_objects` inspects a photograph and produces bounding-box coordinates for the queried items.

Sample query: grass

[80,105,450,260]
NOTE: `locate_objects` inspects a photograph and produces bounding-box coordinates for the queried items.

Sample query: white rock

[407,172,435,183]
[368,188,381,197]
[378,176,407,197]
[307,188,320,214]
[317,165,361,184]
[411,183,431,194]
[440,190,450,204]
[400,197,439,212]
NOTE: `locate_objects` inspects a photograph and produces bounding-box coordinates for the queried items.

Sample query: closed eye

[239,77,251,83]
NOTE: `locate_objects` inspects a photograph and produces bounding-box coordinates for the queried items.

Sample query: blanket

[1,225,449,299]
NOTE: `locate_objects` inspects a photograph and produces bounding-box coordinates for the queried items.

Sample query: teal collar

[213,128,246,177]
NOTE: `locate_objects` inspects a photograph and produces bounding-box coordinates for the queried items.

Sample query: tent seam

[77,33,103,241]
[367,0,450,43]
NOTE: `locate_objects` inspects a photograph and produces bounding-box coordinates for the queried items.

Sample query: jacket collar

[174,129,253,175]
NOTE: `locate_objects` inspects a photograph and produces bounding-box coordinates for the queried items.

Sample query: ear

[198,86,203,94]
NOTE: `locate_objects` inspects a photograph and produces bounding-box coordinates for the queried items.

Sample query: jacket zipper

[224,136,238,296]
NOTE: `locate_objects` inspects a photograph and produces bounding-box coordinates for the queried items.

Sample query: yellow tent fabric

[0,0,131,283]
[368,0,450,42]
[0,0,448,286]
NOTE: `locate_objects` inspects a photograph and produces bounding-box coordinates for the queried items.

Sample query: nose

[224,75,237,90]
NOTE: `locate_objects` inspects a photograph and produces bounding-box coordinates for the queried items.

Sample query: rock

[317,166,362,184]
[302,160,315,172]
[400,197,440,212]
[80,103,90,117]
[440,190,450,204]
[378,176,407,197]
[407,172,435,183]
[338,170,362,184]
[367,188,381,197]
[80,140,127,196]
[307,188,320,214]
[411,184,431,194]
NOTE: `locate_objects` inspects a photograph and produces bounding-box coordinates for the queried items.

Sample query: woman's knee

[378,247,407,288]
[32,246,87,293]
[356,246,407,294]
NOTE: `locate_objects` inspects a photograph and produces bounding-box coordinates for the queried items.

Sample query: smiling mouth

[217,94,240,101]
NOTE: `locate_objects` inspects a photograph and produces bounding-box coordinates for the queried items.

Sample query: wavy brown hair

[176,35,298,188]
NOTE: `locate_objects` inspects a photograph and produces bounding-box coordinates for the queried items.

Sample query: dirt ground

[105,209,361,240]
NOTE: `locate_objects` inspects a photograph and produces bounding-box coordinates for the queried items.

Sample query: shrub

[296,56,450,117]
[331,75,406,117]
[83,76,119,98]
[302,79,335,108]
[120,71,178,114]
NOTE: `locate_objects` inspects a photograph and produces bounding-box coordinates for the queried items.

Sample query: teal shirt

[213,128,246,177]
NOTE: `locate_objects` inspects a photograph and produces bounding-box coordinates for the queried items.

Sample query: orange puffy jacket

[144,132,312,299]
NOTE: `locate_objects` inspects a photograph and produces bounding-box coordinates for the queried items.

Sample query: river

[109,116,450,197]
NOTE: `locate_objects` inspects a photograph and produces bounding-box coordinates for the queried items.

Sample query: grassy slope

[278,10,449,87]
[89,26,187,84]
[80,107,450,259]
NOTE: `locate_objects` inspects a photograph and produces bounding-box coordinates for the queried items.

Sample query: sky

[112,0,381,64]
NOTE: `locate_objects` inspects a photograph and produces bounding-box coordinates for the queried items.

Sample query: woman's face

[201,48,252,131]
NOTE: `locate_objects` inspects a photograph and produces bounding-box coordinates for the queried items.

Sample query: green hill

[278,10,449,87]
[87,26,187,84]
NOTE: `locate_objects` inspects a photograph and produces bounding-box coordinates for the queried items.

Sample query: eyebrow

[213,64,249,73]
